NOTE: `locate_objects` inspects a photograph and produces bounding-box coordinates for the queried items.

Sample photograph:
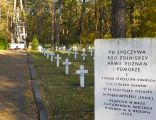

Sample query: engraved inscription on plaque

[94,38,156,120]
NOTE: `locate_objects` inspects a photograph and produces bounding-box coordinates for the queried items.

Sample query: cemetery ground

[0,50,37,120]
[30,50,94,120]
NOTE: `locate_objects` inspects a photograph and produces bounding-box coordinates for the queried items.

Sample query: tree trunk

[56,0,63,46]
[111,0,126,38]
[51,0,56,48]
[79,0,85,44]
[94,0,98,38]
[99,6,104,38]
[129,0,135,38]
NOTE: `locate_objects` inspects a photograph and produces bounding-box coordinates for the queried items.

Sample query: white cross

[74,51,78,60]
[82,48,86,53]
[72,46,74,51]
[47,51,50,59]
[67,48,71,56]
[41,48,45,54]
[38,46,43,52]
[90,48,94,56]
[62,46,66,51]
[88,46,92,52]
[81,52,87,61]
[63,58,71,75]
[55,54,61,67]
[55,46,58,51]
[73,46,78,52]
[92,46,95,50]
[59,47,62,51]
[76,65,88,87]
[43,49,48,56]
[49,52,55,62]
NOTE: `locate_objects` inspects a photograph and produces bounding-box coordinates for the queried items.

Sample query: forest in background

[0,0,156,45]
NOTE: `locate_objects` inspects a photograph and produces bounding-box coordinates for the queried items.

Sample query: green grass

[31,50,94,120]
[0,37,8,50]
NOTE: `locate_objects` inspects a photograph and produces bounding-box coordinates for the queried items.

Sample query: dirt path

[0,50,37,120]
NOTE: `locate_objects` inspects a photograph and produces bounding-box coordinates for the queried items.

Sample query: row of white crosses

[41,48,55,63]
[41,49,61,67]
[41,46,94,62]
[40,48,89,87]
[55,45,94,61]
[54,53,88,87]
[55,46,67,51]
[75,46,94,61]
[73,46,87,61]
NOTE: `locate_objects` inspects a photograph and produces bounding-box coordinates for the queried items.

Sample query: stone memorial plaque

[94,38,156,120]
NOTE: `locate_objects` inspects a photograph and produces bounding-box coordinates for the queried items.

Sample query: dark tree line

[0,0,155,45]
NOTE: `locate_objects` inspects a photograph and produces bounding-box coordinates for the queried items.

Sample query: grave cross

[74,51,78,60]
[49,52,55,62]
[90,48,94,56]
[55,46,58,51]
[43,49,48,56]
[82,48,86,53]
[55,54,61,67]
[92,46,94,50]
[41,48,45,54]
[63,58,71,75]
[81,52,87,61]
[38,45,43,52]
[67,48,72,56]
[59,47,62,51]
[73,46,78,52]
[88,46,92,52]
[62,46,66,51]
[76,65,88,87]
[47,51,50,59]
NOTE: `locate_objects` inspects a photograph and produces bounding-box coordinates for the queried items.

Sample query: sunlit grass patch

[30,50,94,119]
[47,87,94,120]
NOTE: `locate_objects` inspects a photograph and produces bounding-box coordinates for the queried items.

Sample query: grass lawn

[30,50,94,120]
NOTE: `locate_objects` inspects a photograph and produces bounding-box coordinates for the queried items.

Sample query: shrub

[32,35,39,50]
[0,37,8,50]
